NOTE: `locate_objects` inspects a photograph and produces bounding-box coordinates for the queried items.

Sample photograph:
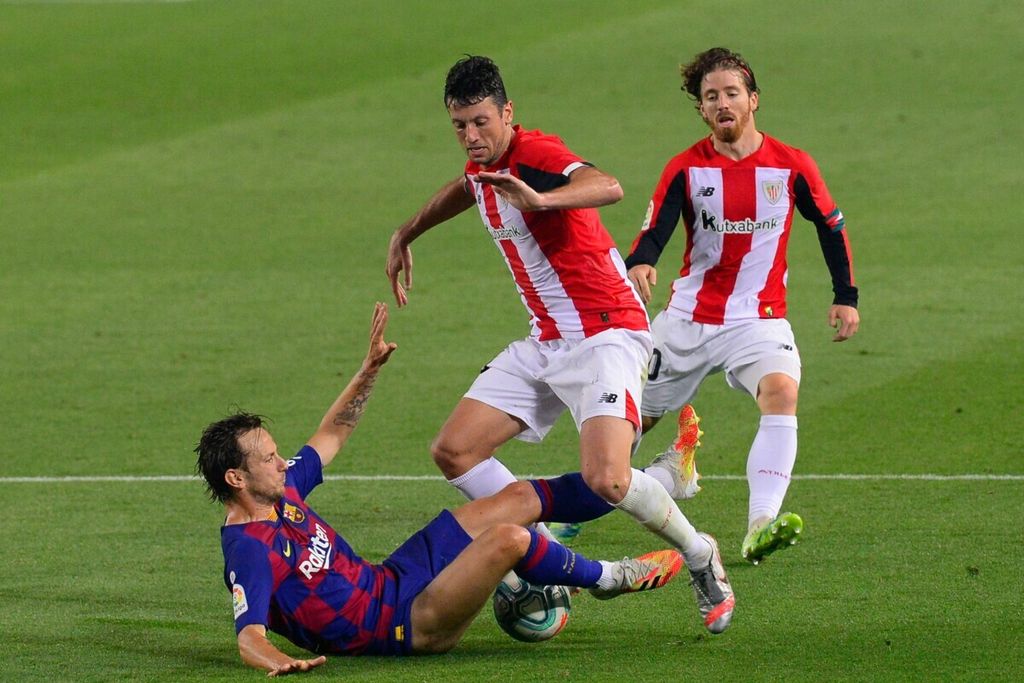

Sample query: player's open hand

[366,302,398,368]
[627,264,658,304]
[829,304,859,342]
[266,655,326,677]
[475,172,545,211]
[386,232,413,307]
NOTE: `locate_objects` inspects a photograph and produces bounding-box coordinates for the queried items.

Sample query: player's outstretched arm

[475,164,622,212]
[307,302,397,467]
[237,624,327,677]
[386,176,475,306]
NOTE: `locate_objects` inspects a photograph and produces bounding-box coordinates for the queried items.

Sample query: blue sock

[514,528,603,587]
[529,473,614,523]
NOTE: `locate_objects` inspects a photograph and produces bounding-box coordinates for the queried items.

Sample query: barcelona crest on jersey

[283,503,305,524]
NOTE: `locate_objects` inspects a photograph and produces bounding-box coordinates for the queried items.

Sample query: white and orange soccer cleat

[688,533,735,634]
[646,404,704,500]
[589,549,684,600]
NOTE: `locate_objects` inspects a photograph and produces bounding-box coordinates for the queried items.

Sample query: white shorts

[642,313,801,418]
[464,328,652,443]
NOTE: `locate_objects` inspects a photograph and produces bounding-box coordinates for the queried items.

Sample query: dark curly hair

[681,47,759,107]
[444,55,508,108]
[195,412,266,503]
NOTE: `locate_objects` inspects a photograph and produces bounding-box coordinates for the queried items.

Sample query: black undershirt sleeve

[624,169,688,269]
[794,174,858,308]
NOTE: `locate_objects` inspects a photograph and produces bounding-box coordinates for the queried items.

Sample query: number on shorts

[648,348,662,380]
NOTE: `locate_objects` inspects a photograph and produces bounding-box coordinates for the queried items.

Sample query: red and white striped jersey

[627,134,855,325]
[465,125,649,341]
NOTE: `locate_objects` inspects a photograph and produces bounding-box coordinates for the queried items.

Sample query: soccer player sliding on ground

[195,303,683,676]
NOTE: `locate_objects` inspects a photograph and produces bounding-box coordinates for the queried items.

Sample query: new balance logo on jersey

[699,209,779,234]
[299,524,333,580]
[597,393,618,404]
[697,186,716,197]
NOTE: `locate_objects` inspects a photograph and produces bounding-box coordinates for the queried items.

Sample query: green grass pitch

[1,1,1022,681]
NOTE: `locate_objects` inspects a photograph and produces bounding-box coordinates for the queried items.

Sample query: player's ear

[750,90,759,113]
[503,100,514,124]
[224,468,245,491]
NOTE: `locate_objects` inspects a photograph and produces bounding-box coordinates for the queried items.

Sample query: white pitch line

[1,473,1022,484]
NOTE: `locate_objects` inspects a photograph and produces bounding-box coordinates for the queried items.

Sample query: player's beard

[249,480,285,506]
[715,123,740,143]
[710,110,750,144]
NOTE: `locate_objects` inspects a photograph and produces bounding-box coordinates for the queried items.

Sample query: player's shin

[513,528,603,587]
[746,415,798,526]
[613,468,712,568]
[528,473,615,523]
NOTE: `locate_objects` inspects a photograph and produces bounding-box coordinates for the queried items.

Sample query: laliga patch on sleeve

[641,200,654,231]
[232,584,249,618]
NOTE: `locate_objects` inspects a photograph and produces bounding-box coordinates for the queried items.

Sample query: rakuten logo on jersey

[699,209,779,234]
[298,523,333,580]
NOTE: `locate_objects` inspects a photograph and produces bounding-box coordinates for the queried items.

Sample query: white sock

[596,561,617,590]
[747,415,798,528]
[447,457,517,500]
[644,455,676,494]
[614,468,711,568]
[446,458,556,541]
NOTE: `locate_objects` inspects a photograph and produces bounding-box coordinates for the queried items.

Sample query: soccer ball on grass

[492,574,571,642]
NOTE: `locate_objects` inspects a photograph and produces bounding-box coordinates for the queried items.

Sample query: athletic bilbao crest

[762,180,784,205]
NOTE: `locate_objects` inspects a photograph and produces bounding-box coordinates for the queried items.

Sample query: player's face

[236,428,288,505]
[448,97,514,167]
[698,68,758,144]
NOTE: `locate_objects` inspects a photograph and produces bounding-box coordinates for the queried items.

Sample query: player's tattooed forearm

[332,372,377,428]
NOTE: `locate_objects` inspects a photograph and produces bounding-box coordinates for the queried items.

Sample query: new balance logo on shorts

[697,186,715,197]
[597,393,618,404]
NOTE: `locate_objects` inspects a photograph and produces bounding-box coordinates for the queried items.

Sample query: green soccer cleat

[741,512,804,565]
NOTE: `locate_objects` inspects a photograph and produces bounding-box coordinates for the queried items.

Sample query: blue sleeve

[224,535,274,634]
[286,445,324,499]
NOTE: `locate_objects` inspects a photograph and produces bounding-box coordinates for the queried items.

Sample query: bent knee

[581,469,631,504]
[499,480,539,509]
[430,435,484,478]
[478,524,532,560]
[756,374,799,413]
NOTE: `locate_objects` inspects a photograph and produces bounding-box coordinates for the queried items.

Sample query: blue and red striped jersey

[221,446,400,655]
